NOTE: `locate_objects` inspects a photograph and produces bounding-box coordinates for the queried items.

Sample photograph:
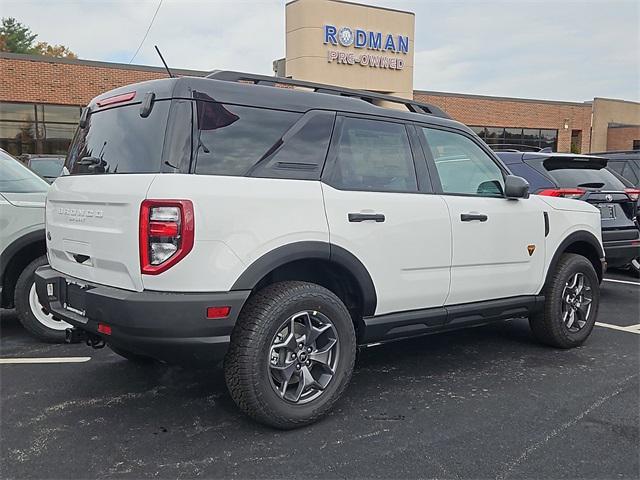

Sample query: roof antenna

[154,45,174,78]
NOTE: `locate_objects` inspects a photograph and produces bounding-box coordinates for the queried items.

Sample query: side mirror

[504,175,530,199]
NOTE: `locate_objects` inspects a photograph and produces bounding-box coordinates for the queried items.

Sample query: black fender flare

[231,241,377,316]
[544,230,605,289]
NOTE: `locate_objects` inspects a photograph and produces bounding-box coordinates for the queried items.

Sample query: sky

[2,0,639,102]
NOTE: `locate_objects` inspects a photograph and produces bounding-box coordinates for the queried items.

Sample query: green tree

[0,17,37,53]
[0,17,77,58]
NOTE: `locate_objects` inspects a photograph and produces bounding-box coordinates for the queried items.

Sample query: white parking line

[603,278,640,286]
[0,357,91,364]
[595,322,640,334]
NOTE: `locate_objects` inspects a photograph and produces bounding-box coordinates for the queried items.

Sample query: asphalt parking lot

[1,271,638,479]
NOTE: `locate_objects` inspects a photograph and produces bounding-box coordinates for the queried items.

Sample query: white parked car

[0,149,70,341]
[36,72,604,428]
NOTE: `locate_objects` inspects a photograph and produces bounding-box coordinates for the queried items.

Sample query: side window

[331,117,418,193]
[193,96,301,176]
[621,162,639,185]
[607,161,624,175]
[250,111,335,180]
[421,127,505,197]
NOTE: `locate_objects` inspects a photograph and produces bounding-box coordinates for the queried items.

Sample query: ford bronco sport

[36,72,604,428]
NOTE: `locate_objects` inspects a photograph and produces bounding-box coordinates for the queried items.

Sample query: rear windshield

[0,151,48,193]
[65,100,170,175]
[542,159,627,191]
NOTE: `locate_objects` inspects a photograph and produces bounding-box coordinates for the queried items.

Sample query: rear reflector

[538,188,585,199]
[207,306,231,319]
[96,91,136,107]
[97,324,112,335]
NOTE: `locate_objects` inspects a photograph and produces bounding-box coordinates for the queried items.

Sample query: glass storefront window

[43,104,81,123]
[0,103,36,122]
[0,102,80,156]
[471,125,558,151]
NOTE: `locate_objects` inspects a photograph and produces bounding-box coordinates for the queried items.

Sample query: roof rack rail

[207,70,450,119]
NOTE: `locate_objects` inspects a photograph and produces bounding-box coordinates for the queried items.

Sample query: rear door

[46,99,175,291]
[418,126,546,305]
[321,115,451,316]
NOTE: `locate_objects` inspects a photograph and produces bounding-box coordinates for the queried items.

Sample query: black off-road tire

[530,253,600,348]
[224,281,357,429]
[14,255,68,343]
[108,345,155,364]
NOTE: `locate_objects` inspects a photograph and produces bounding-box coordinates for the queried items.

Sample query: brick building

[1,49,638,157]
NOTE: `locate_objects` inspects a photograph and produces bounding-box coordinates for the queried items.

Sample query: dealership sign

[323,25,409,70]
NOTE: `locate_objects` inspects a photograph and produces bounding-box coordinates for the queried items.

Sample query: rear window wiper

[577,182,605,189]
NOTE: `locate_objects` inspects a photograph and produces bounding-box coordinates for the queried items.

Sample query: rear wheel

[530,253,600,348]
[224,281,356,429]
[15,256,70,343]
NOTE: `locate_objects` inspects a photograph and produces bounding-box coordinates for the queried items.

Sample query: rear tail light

[537,188,586,199]
[140,200,194,275]
[624,188,640,201]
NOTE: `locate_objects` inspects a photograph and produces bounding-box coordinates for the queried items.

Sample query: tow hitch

[65,328,105,349]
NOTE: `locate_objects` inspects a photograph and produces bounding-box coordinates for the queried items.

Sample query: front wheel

[15,256,71,343]
[530,253,600,348]
[224,281,356,429]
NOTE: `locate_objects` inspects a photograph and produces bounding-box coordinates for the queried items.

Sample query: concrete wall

[285,0,415,98]
[591,98,640,152]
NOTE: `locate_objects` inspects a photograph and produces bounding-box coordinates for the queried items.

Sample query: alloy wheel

[561,272,593,332]
[268,310,339,404]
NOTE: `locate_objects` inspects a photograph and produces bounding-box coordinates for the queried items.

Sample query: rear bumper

[603,238,640,268]
[34,266,250,365]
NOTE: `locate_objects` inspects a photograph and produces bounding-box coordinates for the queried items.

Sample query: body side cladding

[361,295,544,344]
[230,241,377,317]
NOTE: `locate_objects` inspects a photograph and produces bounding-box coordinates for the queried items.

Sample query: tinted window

[194,99,301,176]
[422,128,504,197]
[620,162,639,184]
[331,117,417,193]
[543,159,627,190]
[607,160,625,174]
[0,150,48,193]
[66,100,170,175]
[250,111,334,180]
[507,162,555,191]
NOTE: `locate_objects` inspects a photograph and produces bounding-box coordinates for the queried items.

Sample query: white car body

[45,174,602,314]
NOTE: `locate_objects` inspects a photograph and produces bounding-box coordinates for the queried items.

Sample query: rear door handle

[460,213,488,222]
[348,213,386,223]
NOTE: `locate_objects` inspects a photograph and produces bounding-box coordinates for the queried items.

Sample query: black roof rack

[207,70,450,119]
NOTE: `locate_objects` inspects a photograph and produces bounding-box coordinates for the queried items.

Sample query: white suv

[36,72,604,428]
[0,149,71,341]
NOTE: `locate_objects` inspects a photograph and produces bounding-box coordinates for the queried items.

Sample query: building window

[470,125,558,151]
[633,140,640,151]
[0,102,81,157]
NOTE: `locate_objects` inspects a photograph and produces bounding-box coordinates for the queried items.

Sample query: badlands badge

[527,244,536,256]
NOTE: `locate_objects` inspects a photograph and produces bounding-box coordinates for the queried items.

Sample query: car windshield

[542,158,627,191]
[0,150,49,193]
[29,158,65,178]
